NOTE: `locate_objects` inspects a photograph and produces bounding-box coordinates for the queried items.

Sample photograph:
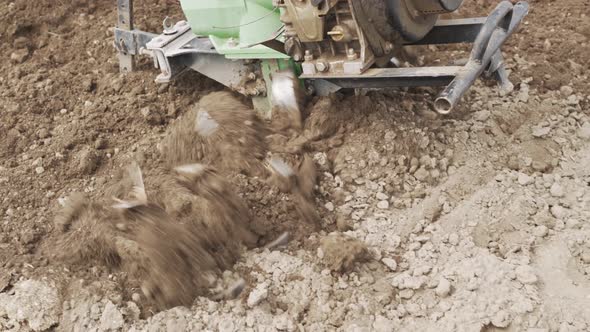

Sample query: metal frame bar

[303,66,461,89]
[116,0,134,73]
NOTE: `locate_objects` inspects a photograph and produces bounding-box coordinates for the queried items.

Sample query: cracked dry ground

[1,0,590,331]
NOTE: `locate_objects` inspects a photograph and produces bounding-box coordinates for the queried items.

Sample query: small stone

[247,283,268,308]
[35,166,45,174]
[140,107,150,117]
[491,310,511,328]
[76,147,100,175]
[550,205,567,220]
[376,192,389,201]
[399,289,414,299]
[532,126,551,138]
[382,258,397,272]
[448,233,459,246]
[515,265,537,284]
[324,202,335,212]
[60,108,68,114]
[37,128,50,139]
[577,122,590,140]
[559,85,573,97]
[435,278,451,297]
[10,49,29,63]
[131,293,141,303]
[377,200,390,210]
[532,225,548,237]
[414,167,430,182]
[126,302,140,320]
[517,173,533,186]
[550,183,564,197]
[473,110,491,122]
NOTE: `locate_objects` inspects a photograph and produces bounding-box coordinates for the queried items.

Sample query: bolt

[315,61,329,73]
[304,50,314,61]
[346,48,357,60]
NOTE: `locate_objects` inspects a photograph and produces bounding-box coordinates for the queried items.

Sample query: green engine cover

[179,0,288,59]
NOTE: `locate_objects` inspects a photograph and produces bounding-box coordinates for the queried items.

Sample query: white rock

[218,320,235,332]
[491,310,512,328]
[550,205,568,219]
[448,233,459,246]
[560,85,573,97]
[273,313,294,331]
[473,110,491,122]
[376,192,389,201]
[324,202,335,212]
[247,283,269,308]
[399,289,414,299]
[414,167,430,182]
[377,200,390,210]
[532,225,548,237]
[515,265,538,284]
[517,173,533,185]
[550,183,564,197]
[577,122,590,140]
[99,301,124,331]
[0,280,60,331]
[382,258,397,271]
[532,126,551,138]
[435,278,451,298]
[373,315,394,332]
[35,166,45,174]
[140,107,150,117]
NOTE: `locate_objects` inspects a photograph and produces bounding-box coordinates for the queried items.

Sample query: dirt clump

[120,204,217,310]
[51,162,259,309]
[50,193,121,267]
[319,232,370,273]
[161,91,268,176]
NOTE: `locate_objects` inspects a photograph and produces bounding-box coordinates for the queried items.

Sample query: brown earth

[1,0,590,331]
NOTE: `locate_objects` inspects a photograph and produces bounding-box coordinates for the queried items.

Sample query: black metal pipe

[434,1,529,114]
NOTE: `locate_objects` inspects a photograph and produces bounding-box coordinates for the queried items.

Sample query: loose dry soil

[1,0,590,331]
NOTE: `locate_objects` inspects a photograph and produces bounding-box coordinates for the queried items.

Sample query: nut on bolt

[347,48,358,60]
[315,61,329,73]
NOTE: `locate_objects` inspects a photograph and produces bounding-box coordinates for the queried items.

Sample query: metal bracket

[144,20,200,83]
[114,28,157,56]
[116,0,134,73]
